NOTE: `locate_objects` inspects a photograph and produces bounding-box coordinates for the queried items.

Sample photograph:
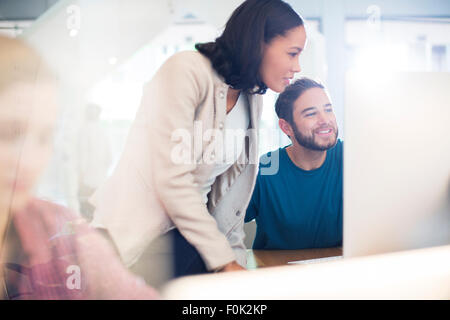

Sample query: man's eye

[305,112,316,117]
[288,52,297,57]
[325,108,333,113]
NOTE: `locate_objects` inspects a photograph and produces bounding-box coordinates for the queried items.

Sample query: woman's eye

[288,52,297,57]
[0,126,24,142]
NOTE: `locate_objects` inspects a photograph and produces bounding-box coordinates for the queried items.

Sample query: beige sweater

[90,51,263,270]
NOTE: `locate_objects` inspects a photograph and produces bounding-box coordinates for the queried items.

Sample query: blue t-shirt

[245,140,343,250]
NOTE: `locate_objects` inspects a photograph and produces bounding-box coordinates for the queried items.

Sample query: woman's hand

[217,261,246,272]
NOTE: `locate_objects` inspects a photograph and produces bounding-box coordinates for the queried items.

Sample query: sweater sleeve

[146,52,235,270]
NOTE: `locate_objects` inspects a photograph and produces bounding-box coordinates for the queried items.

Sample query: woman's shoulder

[151,50,218,97]
[163,50,213,75]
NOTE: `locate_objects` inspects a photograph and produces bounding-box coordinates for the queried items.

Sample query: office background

[1,0,449,215]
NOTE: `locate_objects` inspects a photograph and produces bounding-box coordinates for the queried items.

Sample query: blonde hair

[0,35,55,91]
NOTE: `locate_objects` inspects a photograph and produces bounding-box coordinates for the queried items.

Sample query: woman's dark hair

[195,0,304,95]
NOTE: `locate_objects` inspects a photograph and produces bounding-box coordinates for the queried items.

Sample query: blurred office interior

[1,0,449,216]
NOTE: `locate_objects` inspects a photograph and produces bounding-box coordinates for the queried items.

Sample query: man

[245,78,342,250]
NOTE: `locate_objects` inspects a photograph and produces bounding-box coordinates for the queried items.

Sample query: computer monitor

[343,72,450,257]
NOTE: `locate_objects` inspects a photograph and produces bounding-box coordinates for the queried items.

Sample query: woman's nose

[293,58,301,73]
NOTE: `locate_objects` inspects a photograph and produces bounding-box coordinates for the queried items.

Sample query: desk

[246,247,342,269]
[163,245,450,299]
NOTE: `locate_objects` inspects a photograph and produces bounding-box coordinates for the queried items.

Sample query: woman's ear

[278,118,293,139]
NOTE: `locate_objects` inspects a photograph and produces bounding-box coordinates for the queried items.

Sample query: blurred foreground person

[0,35,158,299]
[77,103,112,221]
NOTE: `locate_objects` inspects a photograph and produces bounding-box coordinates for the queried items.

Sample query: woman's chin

[268,83,288,93]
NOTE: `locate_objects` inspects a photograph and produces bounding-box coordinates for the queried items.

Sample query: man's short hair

[275,77,325,125]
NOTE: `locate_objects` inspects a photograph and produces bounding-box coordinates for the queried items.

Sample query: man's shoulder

[327,139,343,168]
[331,139,343,157]
[257,147,287,178]
[259,147,285,166]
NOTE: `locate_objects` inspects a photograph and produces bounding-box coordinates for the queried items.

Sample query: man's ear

[279,118,293,139]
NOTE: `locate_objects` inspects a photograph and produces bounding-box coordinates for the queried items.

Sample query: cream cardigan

[90,51,263,270]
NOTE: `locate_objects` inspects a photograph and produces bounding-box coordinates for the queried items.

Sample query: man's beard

[291,123,338,151]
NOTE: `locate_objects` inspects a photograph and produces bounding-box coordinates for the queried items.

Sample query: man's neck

[286,143,327,171]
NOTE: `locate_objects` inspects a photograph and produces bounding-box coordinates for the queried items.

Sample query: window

[0,20,32,37]
[346,18,450,72]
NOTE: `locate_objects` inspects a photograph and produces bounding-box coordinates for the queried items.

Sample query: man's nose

[316,111,328,125]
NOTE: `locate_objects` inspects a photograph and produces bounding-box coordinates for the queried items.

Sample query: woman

[90,0,307,279]
[0,35,158,299]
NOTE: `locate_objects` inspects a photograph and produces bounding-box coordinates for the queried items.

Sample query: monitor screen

[344,72,450,257]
